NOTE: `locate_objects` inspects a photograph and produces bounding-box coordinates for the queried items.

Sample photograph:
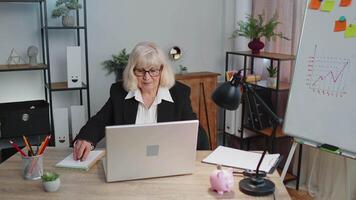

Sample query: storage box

[0,100,50,139]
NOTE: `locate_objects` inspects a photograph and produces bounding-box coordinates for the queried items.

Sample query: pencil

[38,135,51,155]
[22,135,34,156]
[9,140,27,157]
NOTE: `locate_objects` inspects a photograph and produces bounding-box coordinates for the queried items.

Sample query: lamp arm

[255,149,267,177]
[243,84,283,125]
[242,83,282,176]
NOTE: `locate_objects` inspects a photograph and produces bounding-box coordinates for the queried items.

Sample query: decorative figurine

[210,165,235,195]
[7,48,26,65]
[27,45,39,65]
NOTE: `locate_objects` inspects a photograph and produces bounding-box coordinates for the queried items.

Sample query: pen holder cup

[22,154,43,180]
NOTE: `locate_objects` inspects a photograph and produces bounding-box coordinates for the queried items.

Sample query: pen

[38,135,51,155]
[9,140,27,157]
[22,135,34,156]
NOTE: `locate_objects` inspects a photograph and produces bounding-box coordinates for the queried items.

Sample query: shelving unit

[0,0,91,146]
[42,0,91,145]
[223,51,295,151]
[176,72,219,149]
[223,50,301,188]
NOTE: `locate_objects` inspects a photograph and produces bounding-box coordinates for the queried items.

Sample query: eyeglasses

[134,67,162,77]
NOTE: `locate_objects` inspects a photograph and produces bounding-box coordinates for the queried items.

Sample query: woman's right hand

[73,139,92,161]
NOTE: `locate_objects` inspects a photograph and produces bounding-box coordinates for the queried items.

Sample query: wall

[0,0,236,116]
[87,0,235,114]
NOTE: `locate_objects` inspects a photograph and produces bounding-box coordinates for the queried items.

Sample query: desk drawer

[0,100,50,139]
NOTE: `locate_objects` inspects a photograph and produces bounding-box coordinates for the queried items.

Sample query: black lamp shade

[212,81,241,110]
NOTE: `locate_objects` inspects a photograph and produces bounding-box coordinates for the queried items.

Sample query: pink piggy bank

[210,165,235,195]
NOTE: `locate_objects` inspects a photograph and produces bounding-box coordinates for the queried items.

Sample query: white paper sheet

[202,146,280,173]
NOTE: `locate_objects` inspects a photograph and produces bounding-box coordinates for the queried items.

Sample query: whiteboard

[284,0,356,154]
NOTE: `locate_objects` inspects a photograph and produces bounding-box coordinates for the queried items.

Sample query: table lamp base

[239,177,275,196]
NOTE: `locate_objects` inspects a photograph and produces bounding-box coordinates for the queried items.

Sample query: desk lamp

[212,70,282,196]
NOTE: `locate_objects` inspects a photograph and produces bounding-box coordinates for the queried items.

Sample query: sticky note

[339,0,352,7]
[309,0,322,9]
[321,0,336,12]
[345,24,356,38]
[334,20,347,32]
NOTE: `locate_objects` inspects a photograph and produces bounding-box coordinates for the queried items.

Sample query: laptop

[103,120,199,182]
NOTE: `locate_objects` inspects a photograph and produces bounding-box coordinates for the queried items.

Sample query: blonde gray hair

[123,42,175,91]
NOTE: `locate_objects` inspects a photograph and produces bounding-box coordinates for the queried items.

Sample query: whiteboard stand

[280,142,297,182]
[281,140,302,190]
[281,138,356,189]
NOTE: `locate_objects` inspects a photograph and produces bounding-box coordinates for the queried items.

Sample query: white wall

[0,3,43,102]
[0,0,237,116]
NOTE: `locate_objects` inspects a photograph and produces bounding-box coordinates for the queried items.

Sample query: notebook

[55,150,105,171]
[202,146,280,173]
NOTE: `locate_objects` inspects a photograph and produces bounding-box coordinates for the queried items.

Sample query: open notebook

[202,146,280,173]
[55,150,105,171]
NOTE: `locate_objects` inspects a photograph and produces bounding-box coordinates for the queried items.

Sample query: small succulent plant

[41,172,59,182]
[266,65,277,77]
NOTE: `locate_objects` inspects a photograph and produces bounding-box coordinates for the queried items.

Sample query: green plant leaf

[266,65,278,77]
[231,11,290,41]
[52,0,82,18]
[41,172,59,182]
[102,49,130,75]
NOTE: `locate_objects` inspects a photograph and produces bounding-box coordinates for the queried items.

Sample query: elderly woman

[73,42,209,161]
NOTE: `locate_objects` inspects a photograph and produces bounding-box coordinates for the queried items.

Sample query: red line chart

[305,45,350,97]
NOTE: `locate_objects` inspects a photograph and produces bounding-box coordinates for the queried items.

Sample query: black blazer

[75,81,208,149]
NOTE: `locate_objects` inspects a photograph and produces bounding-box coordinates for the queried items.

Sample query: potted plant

[179,65,188,74]
[231,12,289,54]
[51,0,82,27]
[102,49,130,81]
[41,172,60,192]
[266,65,277,88]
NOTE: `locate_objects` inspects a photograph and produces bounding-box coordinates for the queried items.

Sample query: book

[245,75,261,83]
[55,150,105,171]
[202,146,280,173]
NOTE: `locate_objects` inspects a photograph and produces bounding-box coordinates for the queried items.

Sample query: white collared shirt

[125,87,174,124]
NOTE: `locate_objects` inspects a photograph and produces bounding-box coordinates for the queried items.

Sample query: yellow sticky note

[345,24,356,38]
[321,0,336,12]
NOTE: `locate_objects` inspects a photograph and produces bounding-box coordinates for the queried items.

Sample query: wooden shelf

[43,26,86,30]
[0,64,46,72]
[247,80,290,91]
[46,82,87,91]
[259,125,286,138]
[227,51,295,61]
[243,125,287,138]
[0,0,41,2]
[176,72,220,149]
[175,71,220,80]
[278,169,298,183]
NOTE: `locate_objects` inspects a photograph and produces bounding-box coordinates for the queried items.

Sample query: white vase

[267,77,277,88]
[42,178,61,192]
[62,15,75,27]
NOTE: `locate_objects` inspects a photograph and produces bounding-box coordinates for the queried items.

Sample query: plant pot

[248,38,265,54]
[267,77,277,88]
[115,68,124,82]
[180,69,188,74]
[42,178,61,192]
[62,15,75,27]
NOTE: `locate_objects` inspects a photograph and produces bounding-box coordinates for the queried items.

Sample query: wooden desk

[0,148,290,200]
